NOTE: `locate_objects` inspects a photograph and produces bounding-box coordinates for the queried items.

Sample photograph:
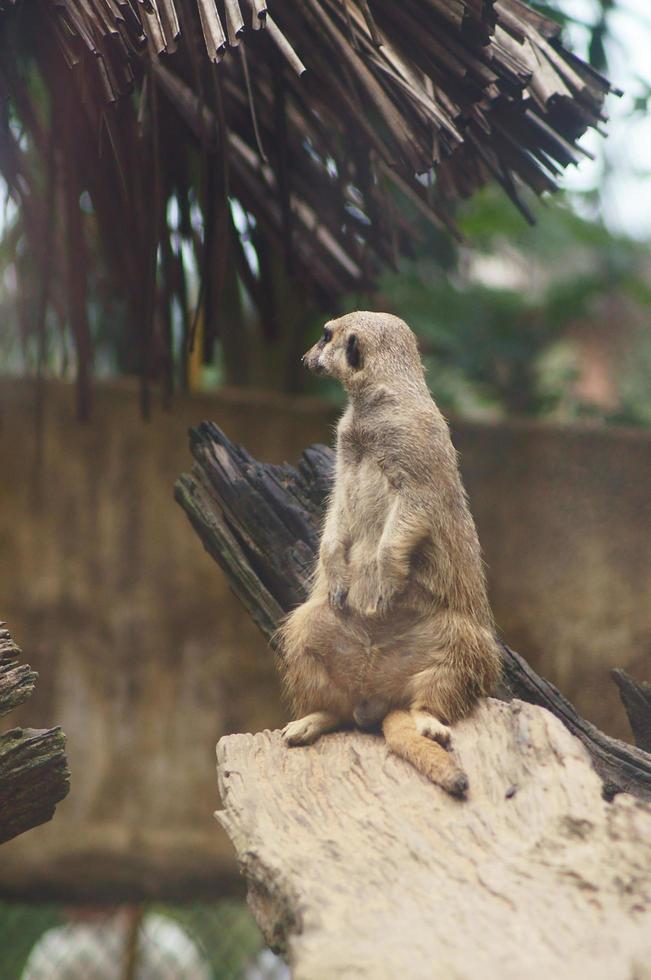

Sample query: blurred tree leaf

[343,185,651,421]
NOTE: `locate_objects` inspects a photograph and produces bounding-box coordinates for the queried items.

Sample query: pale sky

[561,0,651,238]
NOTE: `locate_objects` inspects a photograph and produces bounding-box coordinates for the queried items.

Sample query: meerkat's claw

[362,587,397,619]
[329,586,348,610]
[363,596,388,618]
[412,711,453,748]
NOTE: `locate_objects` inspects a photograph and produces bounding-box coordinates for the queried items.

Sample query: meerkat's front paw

[282,718,318,746]
[412,710,453,748]
[281,711,340,746]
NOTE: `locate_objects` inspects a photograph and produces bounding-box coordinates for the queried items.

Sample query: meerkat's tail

[382,710,468,798]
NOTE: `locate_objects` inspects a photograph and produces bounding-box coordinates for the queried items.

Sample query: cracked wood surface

[216,698,651,980]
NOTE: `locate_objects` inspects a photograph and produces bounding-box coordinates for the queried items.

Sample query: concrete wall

[455,421,651,718]
[1,378,650,898]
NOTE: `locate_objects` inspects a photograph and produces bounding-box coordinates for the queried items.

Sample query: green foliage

[344,187,651,422]
[0,899,265,980]
[610,328,651,426]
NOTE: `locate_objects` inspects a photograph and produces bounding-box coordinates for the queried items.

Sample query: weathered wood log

[216,700,651,980]
[0,623,69,845]
[175,422,651,800]
[1,627,38,718]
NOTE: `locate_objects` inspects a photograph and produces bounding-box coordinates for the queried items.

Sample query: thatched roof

[0,0,613,410]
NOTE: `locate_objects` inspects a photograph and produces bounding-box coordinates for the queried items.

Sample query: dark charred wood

[0,623,70,845]
[175,422,651,802]
[0,625,37,718]
[0,726,69,846]
[611,668,651,754]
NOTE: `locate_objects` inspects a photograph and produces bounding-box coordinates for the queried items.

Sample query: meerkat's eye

[322,327,333,343]
[346,333,361,369]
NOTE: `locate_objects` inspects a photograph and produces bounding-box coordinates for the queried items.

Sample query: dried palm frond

[0,0,614,408]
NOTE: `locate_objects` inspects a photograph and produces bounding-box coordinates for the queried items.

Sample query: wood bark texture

[216,699,651,980]
[0,623,70,845]
[175,422,651,800]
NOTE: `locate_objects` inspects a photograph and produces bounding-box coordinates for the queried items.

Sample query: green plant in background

[611,326,651,426]
[157,900,265,979]
[350,188,651,421]
[0,900,266,980]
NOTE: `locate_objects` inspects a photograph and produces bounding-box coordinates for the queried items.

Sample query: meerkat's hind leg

[282,711,341,747]
[411,709,452,748]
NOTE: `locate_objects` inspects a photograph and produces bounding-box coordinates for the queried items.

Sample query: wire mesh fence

[0,899,289,980]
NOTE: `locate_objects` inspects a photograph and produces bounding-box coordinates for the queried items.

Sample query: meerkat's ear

[346,333,362,369]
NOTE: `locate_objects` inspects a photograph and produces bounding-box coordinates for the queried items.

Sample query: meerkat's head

[302,311,425,392]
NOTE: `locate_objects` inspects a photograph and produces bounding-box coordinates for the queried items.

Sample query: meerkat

[277,311,501,797]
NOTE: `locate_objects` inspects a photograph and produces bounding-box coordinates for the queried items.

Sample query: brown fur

[277,312,502,796]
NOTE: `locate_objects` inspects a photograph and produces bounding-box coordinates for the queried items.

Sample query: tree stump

[216,699,651,980]
[0,623,69,845]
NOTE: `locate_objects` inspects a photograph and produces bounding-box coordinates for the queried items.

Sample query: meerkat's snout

[302,322,363,380]
[302,323,335,375]
[302,346,325,374]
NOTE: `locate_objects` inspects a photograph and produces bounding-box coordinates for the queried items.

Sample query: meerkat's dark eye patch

[346,333,361,369]
[322,327,333,344]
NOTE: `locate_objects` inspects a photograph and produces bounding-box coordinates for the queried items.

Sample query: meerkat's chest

[339,453,392,533]
[336,415,398,533]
